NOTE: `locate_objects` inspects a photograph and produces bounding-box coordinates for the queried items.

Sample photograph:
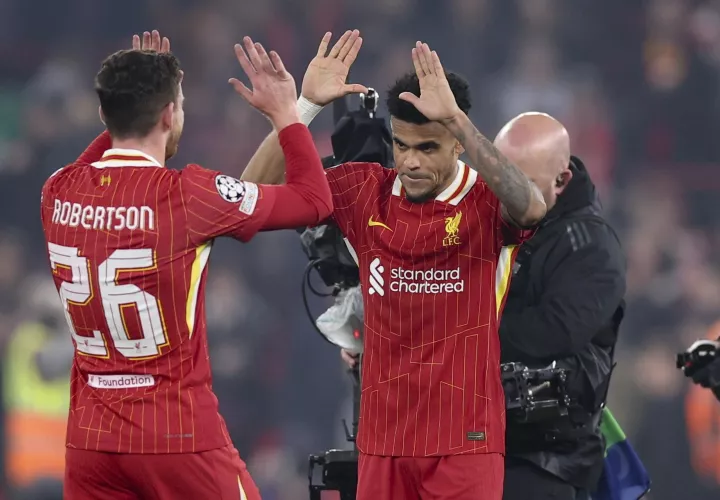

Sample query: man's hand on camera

[301,30,368,106]
[341,349,359,369]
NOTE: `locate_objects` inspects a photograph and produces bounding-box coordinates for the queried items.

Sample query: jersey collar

[92,148,163,169]
[392,160,478,206]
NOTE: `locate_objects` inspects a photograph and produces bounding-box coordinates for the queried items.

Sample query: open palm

[399,42,461,123]
[301,30,368,106]
[132,30,171,53]
[229,37,297,126]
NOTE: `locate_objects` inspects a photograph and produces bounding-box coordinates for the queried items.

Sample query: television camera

[677,339,720,400]
[502,362,573,424]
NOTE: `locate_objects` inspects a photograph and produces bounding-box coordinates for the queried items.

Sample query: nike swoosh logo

[368,216,392,231]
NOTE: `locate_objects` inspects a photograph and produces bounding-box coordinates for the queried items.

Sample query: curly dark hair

[95,49,182,139]
[386,71,472,125]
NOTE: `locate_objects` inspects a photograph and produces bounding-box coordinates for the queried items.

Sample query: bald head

[494,112,572,211]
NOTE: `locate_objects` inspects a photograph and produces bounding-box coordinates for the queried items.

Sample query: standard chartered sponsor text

[390,266,464,294]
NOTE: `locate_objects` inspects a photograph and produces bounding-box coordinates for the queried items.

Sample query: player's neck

[111,137,166,166]
[434,161,460,198]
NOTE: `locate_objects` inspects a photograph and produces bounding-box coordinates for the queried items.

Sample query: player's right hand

[301,30,368,106]
[229,37,300,130]
[341,349,359,368]
[399,41,462,125]
[132,30,171,53]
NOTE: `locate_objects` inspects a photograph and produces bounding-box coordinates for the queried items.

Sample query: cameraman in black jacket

[497,114,626,500]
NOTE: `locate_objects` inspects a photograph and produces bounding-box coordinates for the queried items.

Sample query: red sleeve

[324,162,382,242]
[491,193,536,246]
[76,130,112,165]
[181,164,276,244]
[259,186,329,230]
[259,123,333,230]
[501,218,535,246]
[183,123,332,242]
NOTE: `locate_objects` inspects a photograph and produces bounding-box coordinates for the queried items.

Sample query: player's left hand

[399,42,462,124]
[132,30,171,53]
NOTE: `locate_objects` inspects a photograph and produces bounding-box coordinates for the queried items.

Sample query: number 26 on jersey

[48,242,168,359]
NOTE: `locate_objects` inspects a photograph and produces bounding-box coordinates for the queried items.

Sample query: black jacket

[500,156,626,490]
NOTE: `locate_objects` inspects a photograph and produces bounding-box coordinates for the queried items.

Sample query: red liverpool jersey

[326,160,533,457]
[41,137,278,454]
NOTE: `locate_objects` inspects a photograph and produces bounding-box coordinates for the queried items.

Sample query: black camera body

[678,339,720,399]
[502,362,572,424]
[308,449,358,500]
[308,362,362,500]
[300,224,359,289]
[677,339,719,378]
[677,339,720,402]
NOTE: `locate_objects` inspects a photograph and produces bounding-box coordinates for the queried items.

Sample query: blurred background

[1,0,720,498]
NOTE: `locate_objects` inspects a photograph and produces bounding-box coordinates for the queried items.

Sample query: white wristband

[297,96,324,126]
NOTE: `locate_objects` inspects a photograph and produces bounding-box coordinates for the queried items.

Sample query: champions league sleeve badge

[214,174,246,203]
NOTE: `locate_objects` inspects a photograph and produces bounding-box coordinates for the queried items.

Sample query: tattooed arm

[398,41,546,227]
[443,112,546,227]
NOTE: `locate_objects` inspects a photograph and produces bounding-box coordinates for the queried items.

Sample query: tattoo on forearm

[446,116,542,223]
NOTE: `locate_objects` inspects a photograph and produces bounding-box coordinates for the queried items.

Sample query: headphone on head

[555,175,565,188]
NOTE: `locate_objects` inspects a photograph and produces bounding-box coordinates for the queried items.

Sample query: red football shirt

[326,160,533,457]
[41,137,281,454]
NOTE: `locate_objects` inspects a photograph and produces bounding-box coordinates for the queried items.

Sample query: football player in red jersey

[40,30,336,500]
[243,40,547,500]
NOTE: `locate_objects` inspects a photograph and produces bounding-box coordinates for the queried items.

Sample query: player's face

[391,117,462,203]
[165,83,185,160]
[530,171,559,211]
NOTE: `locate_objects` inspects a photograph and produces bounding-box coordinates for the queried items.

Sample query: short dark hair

[386,71,472,125]
[95,50,182,139]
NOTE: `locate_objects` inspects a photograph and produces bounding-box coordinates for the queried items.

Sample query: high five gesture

[399,42,462,124]
[238,30,368,185]
[229,36,299,130]
[302,30,368,106]
[132,30,171,53]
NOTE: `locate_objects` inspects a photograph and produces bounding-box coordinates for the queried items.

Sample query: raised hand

[132,30,171,53]
[229,37,299,130]
[301,30,368,106]
[398,42,462,124]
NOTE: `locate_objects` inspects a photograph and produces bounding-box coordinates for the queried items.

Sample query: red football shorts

[357,452,504,500]
[64,445,261,500]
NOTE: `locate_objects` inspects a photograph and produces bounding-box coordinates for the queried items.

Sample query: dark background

[1,0,720,498]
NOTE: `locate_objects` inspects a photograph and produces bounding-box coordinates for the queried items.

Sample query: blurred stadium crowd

[2,0,720,498]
